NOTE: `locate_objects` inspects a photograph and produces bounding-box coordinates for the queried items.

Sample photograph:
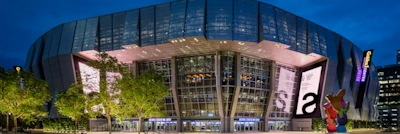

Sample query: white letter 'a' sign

[275,68,295,113]
[295,66,322,115]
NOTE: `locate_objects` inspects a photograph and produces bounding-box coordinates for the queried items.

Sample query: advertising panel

[275,68,296,113]
[295,66,322,116]
[79,62,121,114]
[356,50,374,108]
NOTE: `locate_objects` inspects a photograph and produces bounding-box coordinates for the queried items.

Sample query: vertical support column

[130,61,138,77]
[215,51,226,132]
[230,52,242,132]
[171,57,182,132]
[264,61,277,131]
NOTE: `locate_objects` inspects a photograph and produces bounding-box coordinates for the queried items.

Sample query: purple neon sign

[361,57,368,82]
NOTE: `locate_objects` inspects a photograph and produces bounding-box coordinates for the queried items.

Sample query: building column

[171,57,182,132]
[130,61,138,77]
[264,61,277,131]
[229,52,242,132]
[215,51,226,132]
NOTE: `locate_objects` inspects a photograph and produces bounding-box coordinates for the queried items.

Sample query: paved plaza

[0,129,386,134]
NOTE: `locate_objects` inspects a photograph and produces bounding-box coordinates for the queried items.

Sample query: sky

[0,0,399,69]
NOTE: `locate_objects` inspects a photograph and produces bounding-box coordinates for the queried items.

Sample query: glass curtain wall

[221,52,236,116]
[176,55,220,132]
[137,60,176,117]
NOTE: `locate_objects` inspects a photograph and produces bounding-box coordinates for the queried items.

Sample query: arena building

[24,0,379,132]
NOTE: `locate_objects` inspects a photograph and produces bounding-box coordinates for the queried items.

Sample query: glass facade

[83,17,99,51]
[296,17,307,54]
[48,25,63,57]
[25,0,381,132]
[377,66,400,131]
[155,3,170,44]
[58,22,75,55]
[123,10,139,45]
[185,0,205,37]
[259,3,278,42]
[72,20,86,52]
[169,0,186,39]
[176,55,218,117]
[138,60,175,117]
[206,0,233,40]
[112,12,126,50]
[221,52,236,116]
[99,15,113,52]
[140,6,155,46]
[233,0,258,42]
[236,56,272,117]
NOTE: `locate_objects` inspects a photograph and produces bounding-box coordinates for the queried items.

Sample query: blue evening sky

[0,0,399,69]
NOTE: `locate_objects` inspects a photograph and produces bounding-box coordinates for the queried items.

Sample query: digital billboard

[295,66,322,116]
[275,68,296,113]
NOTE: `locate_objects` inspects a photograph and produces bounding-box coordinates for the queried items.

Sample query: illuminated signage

[238,118,260,122]
[361,50,373,82]
[275,68,295,113]
[356,49,374,108]
[296,66,322,115]
[149,118,171,122]
[355,69,362,82]
[363,51,372,68]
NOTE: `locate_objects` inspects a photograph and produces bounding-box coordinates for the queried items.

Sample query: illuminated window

[378,72,384,76]
[380,80,388,84]
[384,114,388,116]
[380,90,384,92]
[392,114,398,116]
[393,109,398,111]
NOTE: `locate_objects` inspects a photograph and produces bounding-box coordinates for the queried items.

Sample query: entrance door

[234,121,263,132]
[268,121,291,131]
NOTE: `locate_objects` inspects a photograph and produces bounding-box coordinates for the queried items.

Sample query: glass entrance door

[268,121,291,131]
[182,120,220,132]
[234,121,263,132]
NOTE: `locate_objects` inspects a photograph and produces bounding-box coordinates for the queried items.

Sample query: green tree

[55,83,87,134]
[117,70,169,134]
[0,68,51,134]
[85,53,125,134]
[0,67,10,134]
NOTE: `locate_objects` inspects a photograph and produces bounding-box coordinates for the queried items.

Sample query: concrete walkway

[0,129,383,134]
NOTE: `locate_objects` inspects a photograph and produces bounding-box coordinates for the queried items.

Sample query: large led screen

[295,66,322,115]
[275,68,296,113]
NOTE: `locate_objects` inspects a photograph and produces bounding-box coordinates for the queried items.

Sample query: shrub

[42,118,89,133]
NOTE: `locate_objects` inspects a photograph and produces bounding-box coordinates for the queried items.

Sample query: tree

[117,70,169,134]
[85,53,125,134]
[0,67,10,134]
[55,83,87,134]
[0,69,51,134]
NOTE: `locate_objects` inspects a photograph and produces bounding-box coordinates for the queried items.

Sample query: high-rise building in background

[23,0,380,132]
[377,51,400,131]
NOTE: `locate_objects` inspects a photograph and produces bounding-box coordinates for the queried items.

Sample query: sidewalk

[0,129,382,134]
